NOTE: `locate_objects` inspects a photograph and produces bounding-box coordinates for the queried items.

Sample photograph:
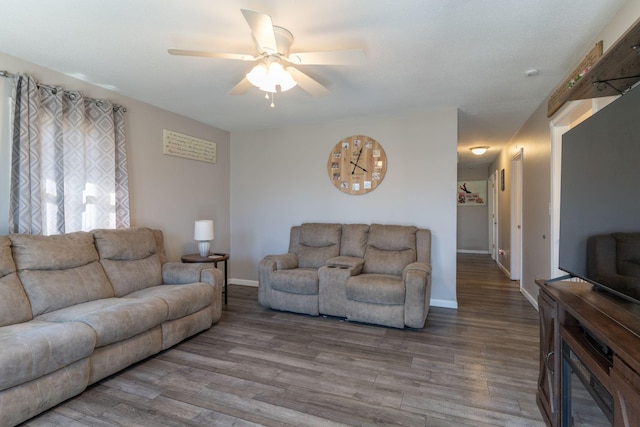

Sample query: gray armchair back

[290,223,341,268]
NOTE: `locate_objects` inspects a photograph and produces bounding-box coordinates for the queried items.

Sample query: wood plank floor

[23,254,545,426]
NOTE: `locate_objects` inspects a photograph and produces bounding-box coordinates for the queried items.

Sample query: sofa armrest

[403,262,432,328]
[258,253,298,308]
[264,253,298,270]
[162,262,224,287]
[162,262,210,284]
[403,262,431,280]
[319,264,362,318]
[200,267,224,288]
[326,256,364,273]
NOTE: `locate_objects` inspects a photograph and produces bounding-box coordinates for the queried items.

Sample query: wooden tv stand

[536,279,640,426]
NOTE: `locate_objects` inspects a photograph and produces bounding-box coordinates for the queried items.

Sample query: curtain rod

[0,70,127,112]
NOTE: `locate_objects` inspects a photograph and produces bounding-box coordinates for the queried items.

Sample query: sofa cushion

[36,297,168,347]
[10,232,115,316]
[363,246,417,276]
[93,228,163,296]
[0,320,95,392]
[0,236,32,326]
[363,225,417,275]
[367,224,417,251]
[295,223,341,269]
[10,231,98,270]
[125,283,214,320]
[270,268,319,295]
[346,274,405,305]
[299,223,342,247]
[94,227,157,260]
[340,224,369,257]
[0,236,16,277]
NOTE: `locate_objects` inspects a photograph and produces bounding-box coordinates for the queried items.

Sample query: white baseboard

[496,261,511,278]
[456,249,490,254]
[230,278,258,287]
[521,287,538,310]
[229,279,458,309]
[431,299,458,309]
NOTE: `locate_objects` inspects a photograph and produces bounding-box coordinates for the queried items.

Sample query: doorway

[489,170,499,261]
[510,149,523,285]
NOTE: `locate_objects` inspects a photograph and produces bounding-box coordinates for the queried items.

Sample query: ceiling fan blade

[287,49,366,66]
[241,9,278,55]
[168,48,257,61]
[287,67,329,97]
[228,77,253,95]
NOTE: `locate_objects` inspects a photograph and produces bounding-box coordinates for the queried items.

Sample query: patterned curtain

[9,73,130,235]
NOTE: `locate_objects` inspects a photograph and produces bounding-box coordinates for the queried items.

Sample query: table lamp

[194,220,214,257]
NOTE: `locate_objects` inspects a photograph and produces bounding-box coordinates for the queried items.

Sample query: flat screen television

[556,83,640,303]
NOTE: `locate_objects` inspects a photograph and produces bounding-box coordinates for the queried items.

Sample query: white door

[489,170,499,260]
[510,150,523,283]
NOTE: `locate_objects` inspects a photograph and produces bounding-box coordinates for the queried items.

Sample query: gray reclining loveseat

[258,223,432,328]
[0,227,223,426]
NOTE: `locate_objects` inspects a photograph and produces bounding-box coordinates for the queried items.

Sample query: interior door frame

[510,149,523,285]
[549,97,616,278]
[489,169,499,260]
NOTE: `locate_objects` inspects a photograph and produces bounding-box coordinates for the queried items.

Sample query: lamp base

[197,241,210,257]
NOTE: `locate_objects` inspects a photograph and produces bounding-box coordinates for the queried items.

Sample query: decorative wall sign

[327,135,387,195]
[457,180,487,206]
[162,129,216,163]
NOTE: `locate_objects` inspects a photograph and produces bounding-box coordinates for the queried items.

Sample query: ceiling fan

[168,9,366,105]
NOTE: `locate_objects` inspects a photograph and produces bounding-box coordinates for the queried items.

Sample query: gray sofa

[258,223,432,328]
[0,227,223,426]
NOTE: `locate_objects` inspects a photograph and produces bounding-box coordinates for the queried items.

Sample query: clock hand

[350,161,368,173]
[351,148,364,174]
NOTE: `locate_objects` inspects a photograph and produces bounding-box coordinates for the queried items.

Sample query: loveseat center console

[536,279,640,426]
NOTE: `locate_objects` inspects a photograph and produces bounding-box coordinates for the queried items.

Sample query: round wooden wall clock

[327,135,387,195]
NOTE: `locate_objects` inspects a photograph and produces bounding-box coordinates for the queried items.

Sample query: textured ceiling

[0,0,627,168]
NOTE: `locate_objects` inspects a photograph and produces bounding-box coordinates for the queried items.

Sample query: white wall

[230,110,459,308]
[0,52,231,261]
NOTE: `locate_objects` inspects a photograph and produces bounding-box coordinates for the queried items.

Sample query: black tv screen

[558,83,640,303]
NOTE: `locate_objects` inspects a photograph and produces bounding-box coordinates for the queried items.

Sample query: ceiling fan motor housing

[254,25,294,57]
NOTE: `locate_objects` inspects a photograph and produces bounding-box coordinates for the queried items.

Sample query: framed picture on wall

[457,180,487,206]
[501,169,505,191]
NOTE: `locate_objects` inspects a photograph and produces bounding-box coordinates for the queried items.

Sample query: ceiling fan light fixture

[275,66,297,91]
[246,63,268,88]
[470,146,489,155]
[259,82,277,93]
[246,60,297,94]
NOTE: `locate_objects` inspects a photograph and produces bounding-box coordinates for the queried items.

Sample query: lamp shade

[194,220,214,241]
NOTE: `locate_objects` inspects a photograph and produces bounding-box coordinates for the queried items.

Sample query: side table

[181,253,229,304]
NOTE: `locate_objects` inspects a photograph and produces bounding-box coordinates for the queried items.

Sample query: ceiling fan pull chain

[270,92,275,108]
